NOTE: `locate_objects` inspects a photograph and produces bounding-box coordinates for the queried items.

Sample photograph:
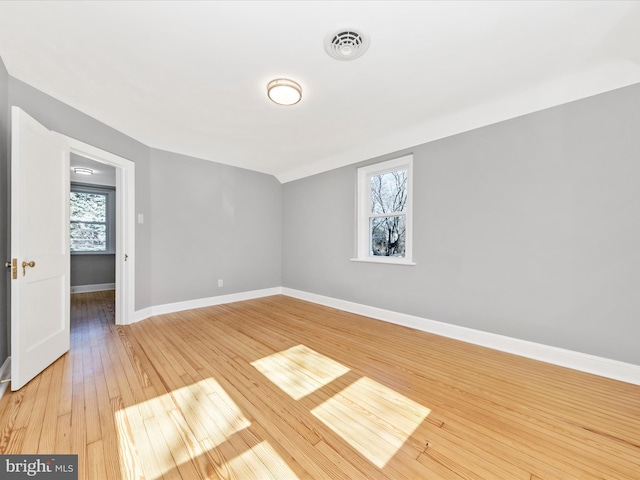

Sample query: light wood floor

[0,292,639,479]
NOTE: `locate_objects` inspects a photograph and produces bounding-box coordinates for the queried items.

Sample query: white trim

[57,135,135,326]
[356,154,414,263]
[134,287,282,323]
[281,287,640,386]
[134,307,154,322]
[70,283,116,294]
[0,357,11,401]
[350,258,416,266]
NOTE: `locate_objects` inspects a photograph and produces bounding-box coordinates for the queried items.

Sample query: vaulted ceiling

[1,1,639,182]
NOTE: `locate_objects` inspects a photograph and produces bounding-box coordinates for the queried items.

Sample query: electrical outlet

[218,279,223,287]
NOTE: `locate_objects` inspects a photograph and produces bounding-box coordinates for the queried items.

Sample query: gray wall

[149,149,282,306]
[0,57,9,364]
[71,255,116,288]
[283,83,640,365]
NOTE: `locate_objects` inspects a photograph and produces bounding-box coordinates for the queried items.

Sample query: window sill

[350,257,416,266]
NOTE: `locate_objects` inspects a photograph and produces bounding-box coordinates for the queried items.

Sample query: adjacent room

[69,155,117,297]
[0,1,639,479]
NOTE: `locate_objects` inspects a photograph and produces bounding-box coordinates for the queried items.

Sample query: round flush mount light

[324,28,369,61]
[73,167,93,175]
[267,78,302,106]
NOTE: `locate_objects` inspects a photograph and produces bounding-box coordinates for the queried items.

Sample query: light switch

[138,213,144,224]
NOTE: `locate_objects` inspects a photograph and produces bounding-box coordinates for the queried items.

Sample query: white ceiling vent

[324,28,369,61]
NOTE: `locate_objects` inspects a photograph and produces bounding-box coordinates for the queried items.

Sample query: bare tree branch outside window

[370,169,407,257]
[70,192,108,252]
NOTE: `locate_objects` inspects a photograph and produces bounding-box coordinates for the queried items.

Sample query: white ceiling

[1,1,639,183]
[70,154,116,187]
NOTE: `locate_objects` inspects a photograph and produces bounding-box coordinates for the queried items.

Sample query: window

[70,184,115,253]
[353,155,414,265]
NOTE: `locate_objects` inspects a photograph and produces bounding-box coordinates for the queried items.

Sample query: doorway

[69,155,117,323]
[62,135,135,325]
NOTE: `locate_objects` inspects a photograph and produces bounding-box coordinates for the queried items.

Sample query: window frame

[70,183,116,255]
[352,154,415,265]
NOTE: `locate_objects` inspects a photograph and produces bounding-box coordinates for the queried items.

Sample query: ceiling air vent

[324,28,369,61]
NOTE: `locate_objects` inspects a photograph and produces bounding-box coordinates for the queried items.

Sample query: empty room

[1,1,639,479]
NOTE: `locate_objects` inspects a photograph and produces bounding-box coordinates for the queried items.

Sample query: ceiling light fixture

[267,78,302,106]
[73,167,93,175]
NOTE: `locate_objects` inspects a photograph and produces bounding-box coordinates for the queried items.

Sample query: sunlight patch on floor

[311,377,431,468]
[251,344,350,399]
[178,377,252,448]
[113,402,147,480]
[115,378,252,479]
[228,440,300,479]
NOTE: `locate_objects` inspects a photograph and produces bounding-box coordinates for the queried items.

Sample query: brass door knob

[22,260,36,276]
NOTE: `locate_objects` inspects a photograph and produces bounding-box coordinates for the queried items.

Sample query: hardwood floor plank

[54,413,72,455]
[21,363,53,452]
[87,440,108,480]
[91,346,121,480]
[417,422,531,480]
[246,421,314,480]
[167,407,222,480]
[313,440,391,480]
[12,374,41,431]
[37,356,66,453]
[110,396,145,480]
[0,426,26,455]
[0,388,24,453]
[57,353,73,417]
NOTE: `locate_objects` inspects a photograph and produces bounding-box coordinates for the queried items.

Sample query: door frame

[60,135,135,325]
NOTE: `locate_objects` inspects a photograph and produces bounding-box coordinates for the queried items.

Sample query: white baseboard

[70,283,115,294]
[281,287,640,386]
[134,306,154,323]
[0,356,11,401]
[134,287,282,323]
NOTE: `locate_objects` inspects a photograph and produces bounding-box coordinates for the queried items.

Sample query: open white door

[10,106,70,391]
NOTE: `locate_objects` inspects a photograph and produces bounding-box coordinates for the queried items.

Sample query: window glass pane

[70,222,107,252]
[370,216,406,257]
[70,192,107,222]
[370,169,407,214]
